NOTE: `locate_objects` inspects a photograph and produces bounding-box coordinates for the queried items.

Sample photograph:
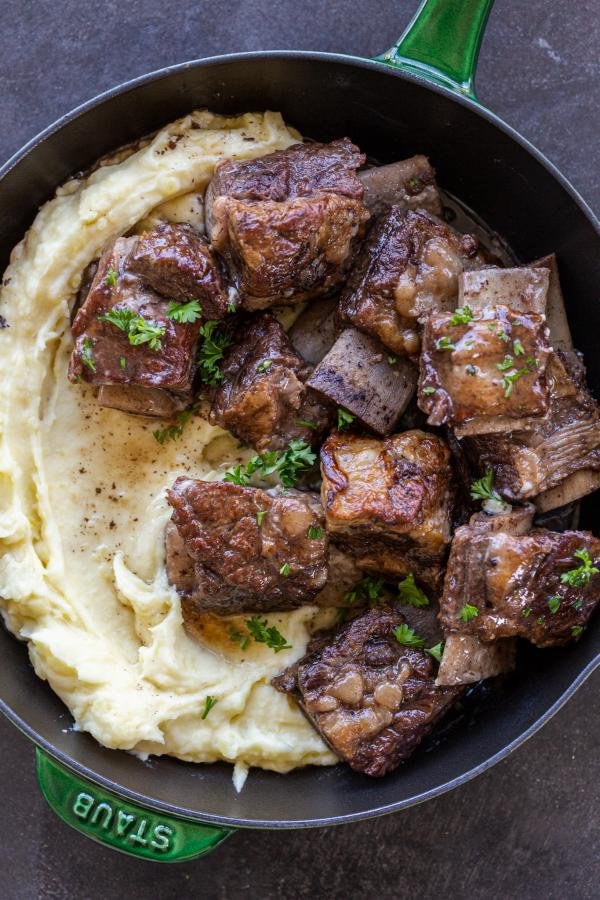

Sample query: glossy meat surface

[273,606,462,776]
[68,237,199,410]
[339,207,481,356]
[419,304,552,434]
[440,515,600,648]
[129,222,231,319]
[463,351,600,505]
[167,479,328,613]
[306,327,418,436]
[206,139,369,308]
[210,314,333,452]
[320,430,453,584]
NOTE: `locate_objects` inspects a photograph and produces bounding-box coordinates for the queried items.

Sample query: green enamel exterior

[36,750,232,862]
[376,0,495,100]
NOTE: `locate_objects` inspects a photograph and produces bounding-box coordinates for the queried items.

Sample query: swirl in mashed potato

[0,110,336,779]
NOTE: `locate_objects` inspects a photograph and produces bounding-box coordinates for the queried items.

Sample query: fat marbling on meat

[209,314,333,452]
[320,430,454,587]
[205,139,369,309]
[166,478,328,615]
[273,605,462,776]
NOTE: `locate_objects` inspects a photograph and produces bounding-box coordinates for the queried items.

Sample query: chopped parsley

[449,305,474,326]
[153,405,197,444]
[561,548,599,587]
[80,337,96,372]
[496,355,514,372]
[423,386,437,395]
[166,299,202,324]
[98,306,166,350]
[426,642,444,663]
[196,320,232,385]
[279,562,291,577]
[522,607,532,618]
[387,355,398,365]
[547,595,561,614]
[345,575,385,607]
[457,603,479,623]
[435,336,455,351]
[573,598,584,611]
[119,356,127,370]
[393,623,425,648]
[513,339,525,356]
[307,525,324,540]
[104,268,118,287]
[571,625,584,640]
[296,419,317,430]
[246,616,291,652]
[397,573,429,608]
[256,359,273,373]
[200,695,218,720]
[502,367,530,398]
[498,329,510,343]
[256,510,267,526]
[337,407,355,431]
[228,626,250,651]
[227,300,237,314]
[408,176,421,191]
[224,440,316,489]
[470,469,501,503]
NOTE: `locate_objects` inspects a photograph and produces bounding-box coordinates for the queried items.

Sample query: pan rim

[1,48,599,828]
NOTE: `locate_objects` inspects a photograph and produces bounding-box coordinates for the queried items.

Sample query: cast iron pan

[1,0,599,861]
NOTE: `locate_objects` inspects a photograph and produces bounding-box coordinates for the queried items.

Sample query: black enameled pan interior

[1,52,599,827]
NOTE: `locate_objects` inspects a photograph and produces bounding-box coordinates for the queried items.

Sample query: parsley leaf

[98,306,165,350]
[458,603,479,623]
[571,625,584,640]
[435,336,456,351]
[200,695,218,720]
[104,268,118,287]
[296,418,317,430]
[449,305,474,326]
[470,469,501,503]
[496,355,514,372]
[196,320,232,385]
[307,525,324,540]
[387,355,398,365]
[397,573,429,608]
[345,575,385,607]
[426,642,444,663]
[279,562,291,576]
[547,595,561,614]
[119,356,127,370]
[224,440,316,489]
[256,510,266,526]
[228,626,250,651]
[561,548,599,587]
[246,616,291,652]
[256,359,273,373]
[522,607,532,618]
[502,367,530,398]
[423,386,437,395]
[153,405,197,444]
[513,338,525,356]
[166,299,202,324]
[393,623,425,648]
[337,407,355,430]
[80,337,96,372]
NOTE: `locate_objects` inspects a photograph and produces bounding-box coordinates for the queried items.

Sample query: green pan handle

[36,749,233,862]
[376,0,495,100]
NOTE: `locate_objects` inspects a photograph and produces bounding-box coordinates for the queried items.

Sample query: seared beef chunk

[209,314,333,452]
[463,351,600,508]
[358,156,443,218]
[459,266,549,315]
[205,139,369,308]
[288,296,341,365]
[320,430,453,586]
[339,207,481,357]
[68,237,199,416]
[166,479,328,614]
[419,304,553,436]
[273,606,462,776]
[440,510,600,648]
[436,633,516,686]
[307,328,418,436]
[129,222,231,319]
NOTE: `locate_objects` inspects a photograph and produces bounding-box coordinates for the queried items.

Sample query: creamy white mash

[0,110,336,775]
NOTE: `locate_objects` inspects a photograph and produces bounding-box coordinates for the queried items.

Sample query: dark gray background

[1,1,599,898]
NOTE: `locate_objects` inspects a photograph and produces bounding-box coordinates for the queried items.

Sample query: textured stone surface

[1,1,599,898]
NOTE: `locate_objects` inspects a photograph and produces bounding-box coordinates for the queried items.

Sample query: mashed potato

[0,110,336,775]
